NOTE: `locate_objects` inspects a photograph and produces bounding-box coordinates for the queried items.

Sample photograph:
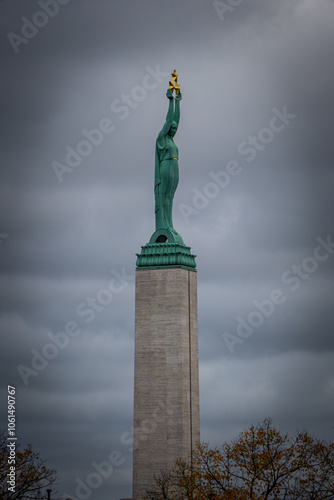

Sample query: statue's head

[169,121,177,137]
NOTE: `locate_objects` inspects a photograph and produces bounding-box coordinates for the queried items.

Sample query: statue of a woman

[154,88,182,233]
[137,72,196,266]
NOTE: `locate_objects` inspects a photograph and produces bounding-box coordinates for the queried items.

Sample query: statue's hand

[166,89,174,100]
[175,92,182,101]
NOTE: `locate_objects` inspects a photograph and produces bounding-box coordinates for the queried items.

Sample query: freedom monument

[132,71,200,499]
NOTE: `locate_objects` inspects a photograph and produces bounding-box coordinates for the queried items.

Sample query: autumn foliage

[0,431,58,500]
[144,418,334,499]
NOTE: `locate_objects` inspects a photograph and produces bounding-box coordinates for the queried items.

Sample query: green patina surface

[137,71,196,270]
[136,243,196,270]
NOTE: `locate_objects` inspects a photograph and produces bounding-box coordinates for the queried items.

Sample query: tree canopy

[0,431,58,500]
[144,418,334,499]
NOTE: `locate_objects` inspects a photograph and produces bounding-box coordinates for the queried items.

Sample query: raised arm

[157,89,175,140]
[174,92,182,127]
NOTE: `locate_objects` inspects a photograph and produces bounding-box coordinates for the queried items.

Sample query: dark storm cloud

[1,1,334,498]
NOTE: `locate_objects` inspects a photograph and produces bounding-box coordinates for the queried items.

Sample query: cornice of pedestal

[136,242,196,270]
[136,227,197,270]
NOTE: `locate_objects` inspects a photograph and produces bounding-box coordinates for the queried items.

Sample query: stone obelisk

[132,71,200,500]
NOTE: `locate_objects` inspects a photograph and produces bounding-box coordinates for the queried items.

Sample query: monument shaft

[132,71,200,500]
[132,267,200,499]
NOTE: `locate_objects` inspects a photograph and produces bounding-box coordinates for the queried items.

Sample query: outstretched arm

[157,89,175,140]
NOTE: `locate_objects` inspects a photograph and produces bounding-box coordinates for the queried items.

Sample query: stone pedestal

[132,266,200,500]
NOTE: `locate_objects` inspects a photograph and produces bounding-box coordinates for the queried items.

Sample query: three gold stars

[169,69,180,95]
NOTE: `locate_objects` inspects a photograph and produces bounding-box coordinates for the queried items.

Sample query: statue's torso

[160,136,178,160]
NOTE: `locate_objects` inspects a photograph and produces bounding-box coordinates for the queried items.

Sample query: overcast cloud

[1,1,334,499]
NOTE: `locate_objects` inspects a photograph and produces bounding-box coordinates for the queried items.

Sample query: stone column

[132,267,200,500]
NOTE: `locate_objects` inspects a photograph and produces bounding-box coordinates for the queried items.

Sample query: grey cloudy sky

[1,0,334,498]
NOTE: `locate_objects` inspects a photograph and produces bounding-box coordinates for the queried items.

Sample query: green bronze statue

[136,70,197,268]
[154,70,182,241]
